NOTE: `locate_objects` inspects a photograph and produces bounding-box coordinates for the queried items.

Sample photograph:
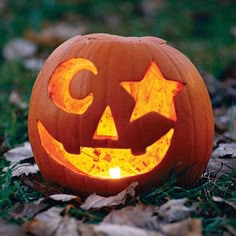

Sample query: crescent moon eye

[48,58,98,114]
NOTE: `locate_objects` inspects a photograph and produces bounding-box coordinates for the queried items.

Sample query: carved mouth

[37,120,174,178]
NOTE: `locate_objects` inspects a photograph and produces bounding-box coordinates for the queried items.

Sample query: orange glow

[93,106,118,141]
[38,60,183,179]
[109,167,121,178]
[37,120,174,178]
[48,58,97,114]
[121,62,183,122]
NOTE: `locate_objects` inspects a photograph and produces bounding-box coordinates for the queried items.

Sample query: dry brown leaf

[24,58,44,72]
[0,221,23,236]
[3,163,39,177]
[25,207,78,236]
[0,0,6,13]
[103,204,158,230]
[22,175,64,196]
[49,194,80,202]
[10,201,48,220]
[88,220,202,236]
[25,206,202,236]
[25,22,87,46]
[214,105,236,139]
[81,182,138,210]
[159,198,193,223]
[4,142,33,164]
[3,143,39,177]
[161,218,202,236]
[207,143,236,178]
[3,38,37,60]
[94,223,162,236]
[9,90,27,109]
[27,213,162,236]
[141,0,166,17]
[206,158,236,178]
[79,223,162,236]
[211,143,236,158]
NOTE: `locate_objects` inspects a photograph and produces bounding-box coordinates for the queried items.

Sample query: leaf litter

[81,182,138,210]
[4,142,33,164]
[3,142,39,177]
[1,142,233,235]
[103,204,158,230]
[0,221,23,236]
[49,194,80,203]
[25,206,203,236]
[207,143,236,178]
[3,163,39,177]
[158,198,194,223]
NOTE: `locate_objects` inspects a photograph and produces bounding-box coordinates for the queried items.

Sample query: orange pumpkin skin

[28,33,214,196]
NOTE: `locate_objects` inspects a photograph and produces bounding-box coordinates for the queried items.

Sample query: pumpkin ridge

[163,45,213,180]
[28,33,214,195]
[161,45,196,163]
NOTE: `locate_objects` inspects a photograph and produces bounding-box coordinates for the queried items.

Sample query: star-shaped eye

[120,62,183,122]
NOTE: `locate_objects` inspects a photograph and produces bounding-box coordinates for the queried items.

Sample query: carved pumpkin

[28,33,214,196]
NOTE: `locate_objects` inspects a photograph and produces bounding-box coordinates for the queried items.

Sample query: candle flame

[109,167,121,179]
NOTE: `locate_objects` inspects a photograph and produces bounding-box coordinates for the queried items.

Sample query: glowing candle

[109,167,121,179]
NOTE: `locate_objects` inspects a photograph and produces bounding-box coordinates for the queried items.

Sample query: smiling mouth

[37,120,174,178]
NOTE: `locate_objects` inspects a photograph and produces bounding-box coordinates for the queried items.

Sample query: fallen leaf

[206,158,236,178]
[94,223,162,236]
[214,105,236,139]
[141,0,166,17]
[4,142,33,164]
[104,14,122,29]
[211,143,236,158]
[22,175,64,196]
[25,206,202,236]
[10,201,48,220]
[0,221,23,236]
[159,198,193,222]
[23,57,44,72]
[3,163,39,177]
[25,207,78,236]
[9,90,28,109]
[49,194,80,202]
[80,220,202,236]
[26,210,162,236]
[25,22,88,46]
[103,204,158,230]
[207,143,236,178]
[212,196,236,210]
[3,38,37,60]
[79,223,161,236]
[0,0,6,14]
[161,218,202,236]
[81,182,138,210]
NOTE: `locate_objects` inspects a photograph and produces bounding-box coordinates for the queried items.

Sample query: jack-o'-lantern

[28,33,214,196]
